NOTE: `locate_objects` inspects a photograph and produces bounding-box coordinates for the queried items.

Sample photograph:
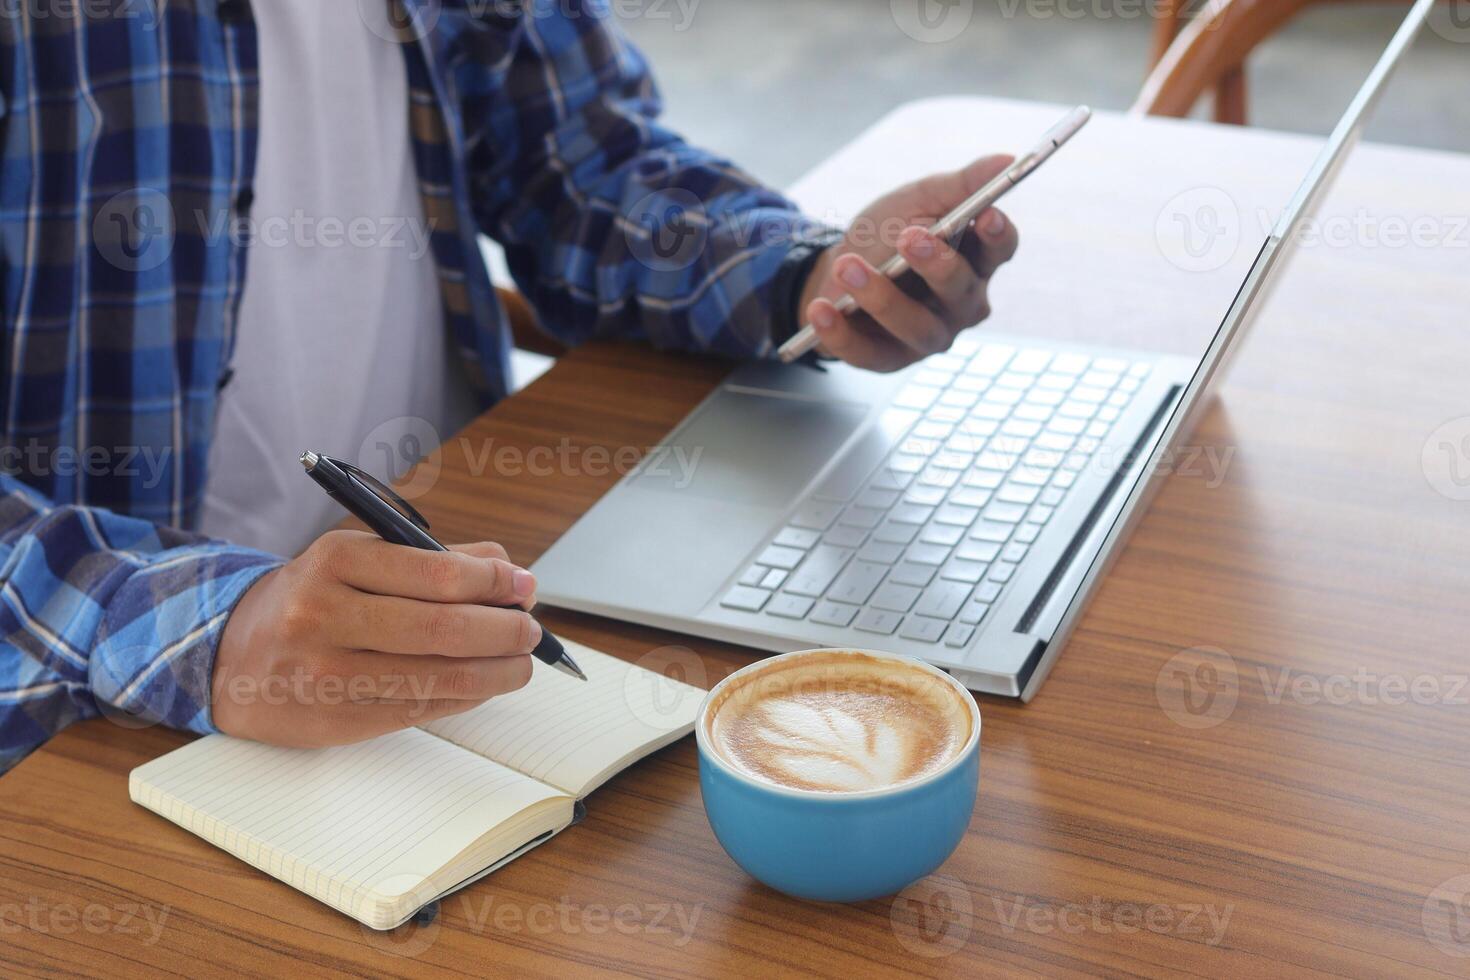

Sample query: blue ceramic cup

[696,648,981,903]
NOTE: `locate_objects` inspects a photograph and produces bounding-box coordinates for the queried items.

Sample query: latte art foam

[706,652,973,793]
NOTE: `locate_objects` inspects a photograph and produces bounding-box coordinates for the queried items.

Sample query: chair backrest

[1134,0,1410,125]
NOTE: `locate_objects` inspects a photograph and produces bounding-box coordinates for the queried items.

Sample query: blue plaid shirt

[0,0,817,771]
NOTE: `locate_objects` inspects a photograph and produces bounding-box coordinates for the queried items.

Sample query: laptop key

[872,520,919,544]
[1053,353,1090,374]
[855,487,900,510]
[948,486,992,509]
[913,580,971,620]
[785,545,854,596]
[869,467,913,491]
[902,483,947,506]
[720,586,771,611]
[858,541,905,565]
[917,467,962,489]
[809,600,859,627]
[839,505,885,529]
[890,503,935,525]
[997,483,1039,506]
[956,539,1001,562]
[790,500,843,530]
[904,542,951,566]
[899,616,948,643]
[738,565,767,587]
[1002,542,1029,563]
[919,523,964,548]
[940,560,987,584]
[760,568,788,590]
[892,384,940,411]
[1014,522,1042,544]
[934,504,979,526]
[974,582,1003,603]
[944,623,976,647]
[765,594,815,619]
[854,608,902,635]
[773,526,821,550]
[983,502,1028,524]
[888,561,936,587]
[871,583,921,613]
[969,521,1012,542]
[958,600,990,625]
[963,468,1005,491]
[988,562,1017,583]
[971,344,1015,374]
[757,545,805,570]
[827,561,889,605]
[823,524,869,548]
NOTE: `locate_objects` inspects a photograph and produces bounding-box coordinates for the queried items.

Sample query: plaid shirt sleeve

[468,2,831,358]
[0,474,282,772]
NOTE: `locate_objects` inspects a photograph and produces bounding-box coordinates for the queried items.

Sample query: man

[0,0,1018,771]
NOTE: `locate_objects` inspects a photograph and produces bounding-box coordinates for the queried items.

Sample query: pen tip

[555,655,588,682]
[300,450,319,471]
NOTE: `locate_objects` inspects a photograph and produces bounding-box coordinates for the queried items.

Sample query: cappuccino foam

[705,652,973,793]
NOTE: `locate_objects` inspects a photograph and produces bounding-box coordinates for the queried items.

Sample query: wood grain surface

[3,99,1470,978]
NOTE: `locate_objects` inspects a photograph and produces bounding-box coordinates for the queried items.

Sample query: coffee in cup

[697,648,982,902]
[703,650,973,793]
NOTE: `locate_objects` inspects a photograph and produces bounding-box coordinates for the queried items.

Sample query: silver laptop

[533,1,1434,699]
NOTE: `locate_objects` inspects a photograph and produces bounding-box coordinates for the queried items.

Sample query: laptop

[532,1,1435,700]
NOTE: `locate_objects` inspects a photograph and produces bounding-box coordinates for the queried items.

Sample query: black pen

[299,451,586,681]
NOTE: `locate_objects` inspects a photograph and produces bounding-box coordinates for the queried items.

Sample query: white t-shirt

[200,0,478,556]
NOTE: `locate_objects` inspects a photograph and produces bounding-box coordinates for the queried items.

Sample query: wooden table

[4,98,1470,977]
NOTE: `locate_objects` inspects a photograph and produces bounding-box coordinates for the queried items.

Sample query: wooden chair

[1135,0,1428,124]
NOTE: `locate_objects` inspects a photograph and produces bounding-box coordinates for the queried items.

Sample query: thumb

[913,153,1013,217]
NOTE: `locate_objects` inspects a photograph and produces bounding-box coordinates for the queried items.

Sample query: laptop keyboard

[719,338,1152,646]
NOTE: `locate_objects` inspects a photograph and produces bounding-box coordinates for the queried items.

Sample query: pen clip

[326,456,433,532]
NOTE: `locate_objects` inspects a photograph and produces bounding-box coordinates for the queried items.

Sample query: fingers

[968,206,1020,280]
[808,298,913,373]
[912,154,1013,218]
[896,226,989,327]
[330,592,543,658]
[830,253,957,359]
[305,531,535,607]
[323,651,536,703]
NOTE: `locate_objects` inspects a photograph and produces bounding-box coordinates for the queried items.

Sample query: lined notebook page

[423,640,705,797]
[130,728,569,928]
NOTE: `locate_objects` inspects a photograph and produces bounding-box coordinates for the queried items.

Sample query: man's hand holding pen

[213,531,541,745]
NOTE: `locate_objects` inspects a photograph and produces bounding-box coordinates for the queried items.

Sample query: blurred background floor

[616,0,1470,188]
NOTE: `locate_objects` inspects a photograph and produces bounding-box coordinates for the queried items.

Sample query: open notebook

[130,641,703,930]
